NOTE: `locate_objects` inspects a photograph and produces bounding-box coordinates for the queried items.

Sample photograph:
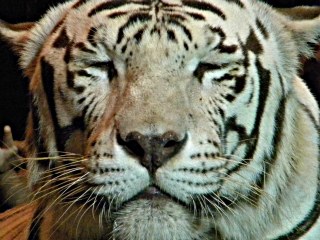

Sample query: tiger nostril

[116,133,145,158]
[125,140,145,158]
[161,131,184,151]
[163,140,179,148]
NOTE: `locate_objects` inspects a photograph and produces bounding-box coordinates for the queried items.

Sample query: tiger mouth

[134,185,168,200]
[67,179,235,218]
[123,185,237,215]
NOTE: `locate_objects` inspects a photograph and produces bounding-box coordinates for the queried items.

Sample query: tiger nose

[117,131,187,174]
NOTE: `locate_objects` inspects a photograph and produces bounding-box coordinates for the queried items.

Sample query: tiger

[0,0,320,239]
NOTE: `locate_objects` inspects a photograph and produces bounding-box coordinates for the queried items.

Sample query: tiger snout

[116,130,188,174]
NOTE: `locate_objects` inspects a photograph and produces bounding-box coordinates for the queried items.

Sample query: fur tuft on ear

[0,21,35,54]
[0,0,75,71]
[290,17,320,59]
[276,6,320,21]
[277,7,320,59]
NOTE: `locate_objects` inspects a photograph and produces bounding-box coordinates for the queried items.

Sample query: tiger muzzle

[117,131,187,174]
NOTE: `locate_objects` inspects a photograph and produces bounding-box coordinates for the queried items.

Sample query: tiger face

[1,0,320,239]
[32,0,282,203]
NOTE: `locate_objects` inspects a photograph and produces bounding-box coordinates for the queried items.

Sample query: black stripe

[251,96,286,201]
[106,61,118,81]
[183,41,189,51]
[160,1,180,8]
[209,27,225,39]
[225,61,280,208]
[89,61,110,70]
[50,18,65,36]
[87,27,97,47]
[168,13,187,21]
[108,11,129,19]
[88,0,129,17]
[72,0,88,9]
[121,44,127,53]
[42,59,85,152]
[225,0,245,8]
[185,12,205,20]
[182,0,226,20]
[86,100,100,123]
[227,57,271,174]
[67,70,75,89]
[133,28,146,43]
[299,103,318,128]
[215,73,234,82]
[245,28,263,54]
[234,75,246,93]
[168,19,192,41]
[217,106,225,119]
[74,42,96,54]
[88,0,150,17]
[82,97,95,119]
[136,0,152,4]
[241,35,250,68]
[41,61,69,153]
[41,59,61,151]
[116,13,152,44]
[78,97,86,105]
[64,43,72,63]
[225,94,235,102]
[210,27,238,54]
[244,58,270,158]
[225,117,251,157]
[277,70,285,94]
[28,206,44,240]
[275,105,320,239]
[194,62,227,83]
[52,27,70,48]
[167,30,177,42]
[219,44,238,54]
[226,117,250,143]
[224,41,262,173]
[77,70,92,78]
[256,19,269,39]
[88,61,118,81]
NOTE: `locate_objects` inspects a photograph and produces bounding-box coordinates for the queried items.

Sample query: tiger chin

[0,0,320,239]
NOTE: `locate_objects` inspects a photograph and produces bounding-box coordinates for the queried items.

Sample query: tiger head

[1,0,320,239]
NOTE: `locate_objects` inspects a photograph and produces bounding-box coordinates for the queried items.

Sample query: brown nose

[117,131,187,174]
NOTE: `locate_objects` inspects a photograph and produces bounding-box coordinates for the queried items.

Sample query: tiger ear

[277,7,320,59]
[0,21,35,55]
[276,6,320,21]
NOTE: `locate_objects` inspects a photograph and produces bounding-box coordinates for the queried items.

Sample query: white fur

[0,0,319,239]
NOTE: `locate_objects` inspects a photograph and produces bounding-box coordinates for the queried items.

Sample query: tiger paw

[0,126,30,209]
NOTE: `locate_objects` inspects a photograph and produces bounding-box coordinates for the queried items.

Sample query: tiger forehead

[55,1,246,67]
[72,10,222,47]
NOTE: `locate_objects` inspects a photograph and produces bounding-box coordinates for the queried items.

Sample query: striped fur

[0,0,320,239]
[0,203,36,240]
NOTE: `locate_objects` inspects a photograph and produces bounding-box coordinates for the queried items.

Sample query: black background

[0,0,319,141]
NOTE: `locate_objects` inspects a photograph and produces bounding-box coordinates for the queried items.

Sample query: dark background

[0,0,68,142]
[0,0,319,141]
